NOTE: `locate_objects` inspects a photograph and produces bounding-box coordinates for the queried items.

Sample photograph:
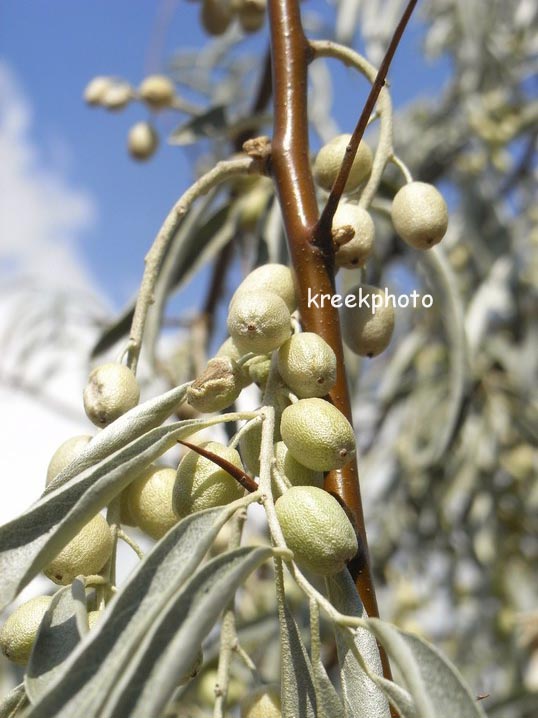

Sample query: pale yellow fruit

[87,610,103,630]
[238,0,266,33]
[83,76,112,105]
[341,284,395,358]
[127,466,178,540]
[201,0,233,35]
[333,203,375,268]
[174,442,245,517]
[127,122,158,161]
[237,180,272,230]
[138,75,175,109]
[241,684,281,718]
[198,669,244,706]
[391,181,448,249]
[83,362,140,427]
[313,134,373,193]
[46,434,92,484]
[101,82,133,111]
[44,514,113,585]
[227,290,292,355]
[0,595,52,665]
[231,264,297,313]
[280,398,356,472]
[273,441,323,494]
[275,486,357,576]
[187,357,244,413]
[277,332,337,398]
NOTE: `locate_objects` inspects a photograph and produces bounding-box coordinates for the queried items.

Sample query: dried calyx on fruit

[391,181,448,249]
[277,332,337,398]
[227,290,292,355]
[275,486,358,576]
[127,465,178,539]
[187,356,245,413]
[314,133,373,193]
[44,513,113,585]
[0,596,53,665]
[332,201,375,268]
[280,398,356,472]
[341,283,395,357]
[127,122,159,161]
[174,441,245,517]
[83,362,140,427]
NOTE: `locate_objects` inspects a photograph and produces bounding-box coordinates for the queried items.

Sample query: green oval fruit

[138,75,175,109]
[277,332,337,398]
[239,422,263,477]
[174,442,245,517]
[0,595,52,665]
[275,486,357,576]
[83,362,140,427]
[341,284,395,358]
[46,434,92,485]
[187,357,244,413]
[391,181,448,249]
[273,441,323,494]
[313,134,373,193]
[44,514,113,585]
[333,203,375,268]
[127,121,159,161]
[280,398,355,471]
[127,466,178,539]
[241,684,281,718]
[200,0,233,35]
[231,264,296,313]
[227,290,292,355]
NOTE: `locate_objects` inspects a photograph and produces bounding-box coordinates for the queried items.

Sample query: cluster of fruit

[84,74,178,160]
[199,0,267,37]
[312,133,449,357]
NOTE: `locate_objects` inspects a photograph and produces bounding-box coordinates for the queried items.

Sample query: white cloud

[0,62,105,524]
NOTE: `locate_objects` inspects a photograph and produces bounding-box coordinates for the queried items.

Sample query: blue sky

[0,0,451,308]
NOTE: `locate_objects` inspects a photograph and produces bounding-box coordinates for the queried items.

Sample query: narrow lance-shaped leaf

[327,570,390,718]
[99,546,273,718]
[25,579,87,704]
[23,497,258,718]
[0,684,28,718]
[0,412,242,610]
[367,619,487,718]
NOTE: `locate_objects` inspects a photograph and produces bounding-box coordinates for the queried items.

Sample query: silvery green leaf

[327,571,390,718]
[367,619,487,718]
[278,600,318,718]
[99,546,273,718]
[0,684,28,718]
[25,579,87,704]
[22,500,253,718]
[0,411,238,611]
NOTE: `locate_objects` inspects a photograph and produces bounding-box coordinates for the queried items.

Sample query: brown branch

[315,0,419,242]
[267,0,377,616]
[177,439,259,493]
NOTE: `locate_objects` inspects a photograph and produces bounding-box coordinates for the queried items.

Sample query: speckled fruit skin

[127,466,178,540]
[241,684,281,718]
[227,290,292,355]
[187,357,245,413]
[277,332,337,398]
[46,434,92,484]
[313,134,373,193]
[138,75,175,109]
[0,595,52,665]
[391,181,448,249]
[333,203,375,268]
[174,442,245,518]
[341,284,395,358]
[83,363,140,427]
[275,486,358,576]
[128,122,159,161]
[273,441,323,493]
[230,264,297,313]
[44,514,113,585]
[280,398,356,472]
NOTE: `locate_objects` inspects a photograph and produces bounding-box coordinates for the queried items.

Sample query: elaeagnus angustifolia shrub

[340,284,395,358]
[313,133,373,193]
[227,290,292,355]
[277,332,337,398]
[83,362,140,427]
[391,181,448,249]
[0,596,53,665]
